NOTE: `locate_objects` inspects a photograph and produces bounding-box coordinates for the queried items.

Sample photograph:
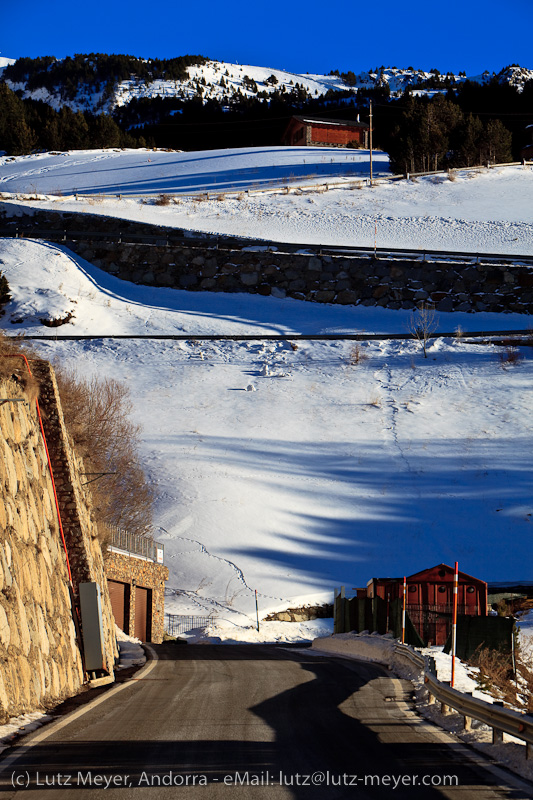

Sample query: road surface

[0,644,531,798]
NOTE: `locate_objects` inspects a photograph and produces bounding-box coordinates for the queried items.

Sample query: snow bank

[115,624,146,669]
[186,617,334,644]
[311,632,396,663]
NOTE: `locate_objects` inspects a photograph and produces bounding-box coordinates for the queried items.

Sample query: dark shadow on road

[1,645,526,798]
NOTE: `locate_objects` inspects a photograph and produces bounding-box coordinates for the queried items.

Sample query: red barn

[282,115,369,148]
[366,563,487,646]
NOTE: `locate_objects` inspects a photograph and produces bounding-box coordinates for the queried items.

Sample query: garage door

[108,580,127,632]
[134,586,150,642]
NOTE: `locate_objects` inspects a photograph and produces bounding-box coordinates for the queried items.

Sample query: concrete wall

[0,361,118,722]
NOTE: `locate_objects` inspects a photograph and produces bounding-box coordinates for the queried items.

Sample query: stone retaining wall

[0,361,118,723]
[1,206,532,314]
[0,374,83,721]
[31,361,118,673]
[264,604,333,623]
[67,240,533,314]
[62,242,533,314]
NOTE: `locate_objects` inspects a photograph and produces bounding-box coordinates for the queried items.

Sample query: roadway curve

[0,644,530,799]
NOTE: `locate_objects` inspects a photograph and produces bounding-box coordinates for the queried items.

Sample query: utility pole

[369,99,373,187]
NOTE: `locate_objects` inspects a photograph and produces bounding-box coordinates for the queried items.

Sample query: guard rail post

[440,682,452,716]
[492,701,504,744]
[463,692,473,731]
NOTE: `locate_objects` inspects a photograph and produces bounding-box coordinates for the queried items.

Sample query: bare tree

[409,302,438,358]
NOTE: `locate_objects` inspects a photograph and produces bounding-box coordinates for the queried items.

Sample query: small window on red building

[438,586,446,593]
[408,585,417,593]
[466,586,476,594]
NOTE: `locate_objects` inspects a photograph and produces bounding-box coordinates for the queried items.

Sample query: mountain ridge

[2,54,533,117]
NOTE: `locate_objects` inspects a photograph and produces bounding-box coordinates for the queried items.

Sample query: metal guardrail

[393,643,533,753]
[2,225,533,269]
[106,525,165,564]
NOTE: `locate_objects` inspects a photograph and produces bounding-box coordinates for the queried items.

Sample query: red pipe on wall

[4,354,73,584]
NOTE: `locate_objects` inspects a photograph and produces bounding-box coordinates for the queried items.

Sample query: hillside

[0,151,532,633]
[3,54,533,116]
[1,150,533,254]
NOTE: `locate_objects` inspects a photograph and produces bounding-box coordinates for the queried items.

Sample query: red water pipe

[4,354,73,584]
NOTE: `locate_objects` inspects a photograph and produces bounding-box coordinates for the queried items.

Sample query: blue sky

[2,0,530,76]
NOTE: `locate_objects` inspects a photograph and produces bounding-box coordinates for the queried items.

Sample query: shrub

[408,302,438,358]
[54,367,153,536]
[154,193,172,206]
[498,345,523,368]
[348,342,368,366]
[39,310,75,327]
[0,330,40,402]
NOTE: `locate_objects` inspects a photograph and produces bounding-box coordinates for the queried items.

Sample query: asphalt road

[0,644,531,799]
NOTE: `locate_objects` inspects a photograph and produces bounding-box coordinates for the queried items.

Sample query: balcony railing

[106,525,164,564]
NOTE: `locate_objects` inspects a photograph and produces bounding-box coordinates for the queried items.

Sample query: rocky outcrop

[264,603,333,623]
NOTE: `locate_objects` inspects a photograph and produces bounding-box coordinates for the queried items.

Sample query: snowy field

[2,149,533,254]
[0,235,531,633]
[0,146,532,636]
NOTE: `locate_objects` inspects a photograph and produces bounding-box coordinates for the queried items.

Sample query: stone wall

[105,552,169,643]
[0,360,118,722]
[1,206,532,314]
[0,374,83,722]
[67,240,533,314]
[30,361,118,673]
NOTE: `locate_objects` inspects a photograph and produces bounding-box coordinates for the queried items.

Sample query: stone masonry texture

[105,552,168,644]
[0,360,118,722]
[1,207,532,314]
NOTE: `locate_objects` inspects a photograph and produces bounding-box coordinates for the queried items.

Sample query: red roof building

[366,563,487,646]
[282,115,369,149]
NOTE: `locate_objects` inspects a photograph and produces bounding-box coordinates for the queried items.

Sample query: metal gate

[166,614,214,637]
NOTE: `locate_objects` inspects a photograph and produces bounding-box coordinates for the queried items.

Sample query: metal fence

[165,614,214,636]
[106,525,165,564]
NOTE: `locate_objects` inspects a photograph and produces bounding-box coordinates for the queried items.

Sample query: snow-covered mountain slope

[0,57,15,74]
[3,58,352,115]
[3,54,533,115]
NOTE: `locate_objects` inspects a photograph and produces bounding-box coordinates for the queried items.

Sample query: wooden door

[108,580,126,632]
[134,586,149,642]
